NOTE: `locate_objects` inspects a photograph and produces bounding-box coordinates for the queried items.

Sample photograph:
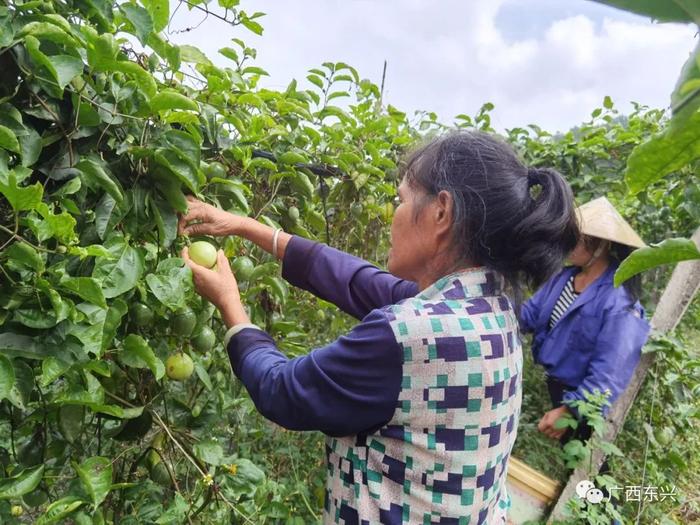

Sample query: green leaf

[0,171,43,211]
[153,149,204,193]
[36,496,85,525]
[0,356,14,402]
[147,32,181,70]
[146,267,192,311]
[671,39,700,122]
[180,44,211,65]
[102,299,128,351]
[24,35,84,90]
[39,357,71,387]
[262,275,288,304]
[34,202,78,244]
[0,465,45,499]
[7,359,33,409]
[155,492,189,524]
[18,21,78,47]
[224,458,265,498]
[19,127,42,167]
[58,404,85,443]
[318,105,353,124]
[92,235,144,298]
[5,240,44,272]
[614,238,700,286]
[151,196,178,247]
[74,457,112,508]
[0,333,44,360]
[236,93,264,108]
[141,0,169,32]
[219,47,239,63]
[84,31,118,72]
[278,151,306,165]
[49,55,85,88]
[76,158,124,204]
[247,157,277,172]
[122,334,165,380]
[590,0,696,23]
[95,193,127,241]
[625,110,700,194]
[306,74,324,90]
[0,125,20,153]
[150,89,198,113]
[193,439,224,465]
[120,3,153,45]
[59,276,107,309]
[112,61,157,99]
[13,308,59,329]
[240,15,264,35]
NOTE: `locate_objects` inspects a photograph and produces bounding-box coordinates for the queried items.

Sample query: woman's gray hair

[399,130,580,311]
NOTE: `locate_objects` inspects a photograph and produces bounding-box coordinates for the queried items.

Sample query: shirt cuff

[223,323,264,348]
[281,234,323,289]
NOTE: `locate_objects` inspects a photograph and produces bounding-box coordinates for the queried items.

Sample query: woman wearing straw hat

[178,131,579,524]
[519,196,651,444]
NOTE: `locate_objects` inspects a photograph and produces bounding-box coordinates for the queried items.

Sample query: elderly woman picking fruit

[178,130,580,525]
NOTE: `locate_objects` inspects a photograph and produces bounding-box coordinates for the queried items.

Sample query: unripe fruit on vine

[654,426,675,446]
[189,241,218,269]
[166,352,194,380]
[130,302,154,327]
[380,202,394,222]
[202,161,226,180]
[288,206,300,223]
[171,307,197,336]
[56,245,67,253]
[192,326,216,353]
[11,505,23,517]
[232,256,255,282]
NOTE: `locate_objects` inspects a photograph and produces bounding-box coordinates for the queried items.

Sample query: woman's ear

[436,190,452,222]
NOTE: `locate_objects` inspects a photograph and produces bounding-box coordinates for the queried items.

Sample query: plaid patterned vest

[323,267,522,525]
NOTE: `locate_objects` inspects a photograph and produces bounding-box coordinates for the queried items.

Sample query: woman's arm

[225,307,403,437]
[237,217,418,319]
[280,235,419,320]
[561,305,650,418]
[179,203,418,318]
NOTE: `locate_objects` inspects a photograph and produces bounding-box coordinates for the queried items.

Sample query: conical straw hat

[575,196,646,248]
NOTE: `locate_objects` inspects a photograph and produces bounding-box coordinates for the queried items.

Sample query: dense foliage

[0,0,698,524]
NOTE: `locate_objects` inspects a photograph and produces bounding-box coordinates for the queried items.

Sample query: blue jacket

[518,260,651,418]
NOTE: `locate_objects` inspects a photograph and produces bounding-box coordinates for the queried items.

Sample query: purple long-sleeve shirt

[226,235,419,437]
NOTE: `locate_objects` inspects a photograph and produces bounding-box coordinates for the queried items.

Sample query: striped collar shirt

[548,274,580,330]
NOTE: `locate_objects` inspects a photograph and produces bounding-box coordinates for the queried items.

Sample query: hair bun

[527,167,541,188]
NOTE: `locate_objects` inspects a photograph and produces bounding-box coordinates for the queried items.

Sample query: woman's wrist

[218,296,251,329]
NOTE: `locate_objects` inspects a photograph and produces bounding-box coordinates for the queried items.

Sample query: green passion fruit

[166,352,194,381]
[130,302,154,327]
[203,161,227,180]
[171,307,197,337]
[192,326,216,353]
[232,256,255,282]
[189,241,218,269]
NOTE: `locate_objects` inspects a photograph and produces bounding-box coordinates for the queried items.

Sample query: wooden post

[547,226,700,522]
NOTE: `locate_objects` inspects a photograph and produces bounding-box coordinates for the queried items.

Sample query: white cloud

[167,0,697,132]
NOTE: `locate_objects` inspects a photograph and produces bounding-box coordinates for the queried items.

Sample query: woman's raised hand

[177,195,246,238]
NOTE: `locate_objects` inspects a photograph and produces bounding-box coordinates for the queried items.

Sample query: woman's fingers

[177,199,209,236]
[217,249,229,273]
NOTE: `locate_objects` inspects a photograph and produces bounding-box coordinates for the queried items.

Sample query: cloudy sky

[166,0,696,133]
